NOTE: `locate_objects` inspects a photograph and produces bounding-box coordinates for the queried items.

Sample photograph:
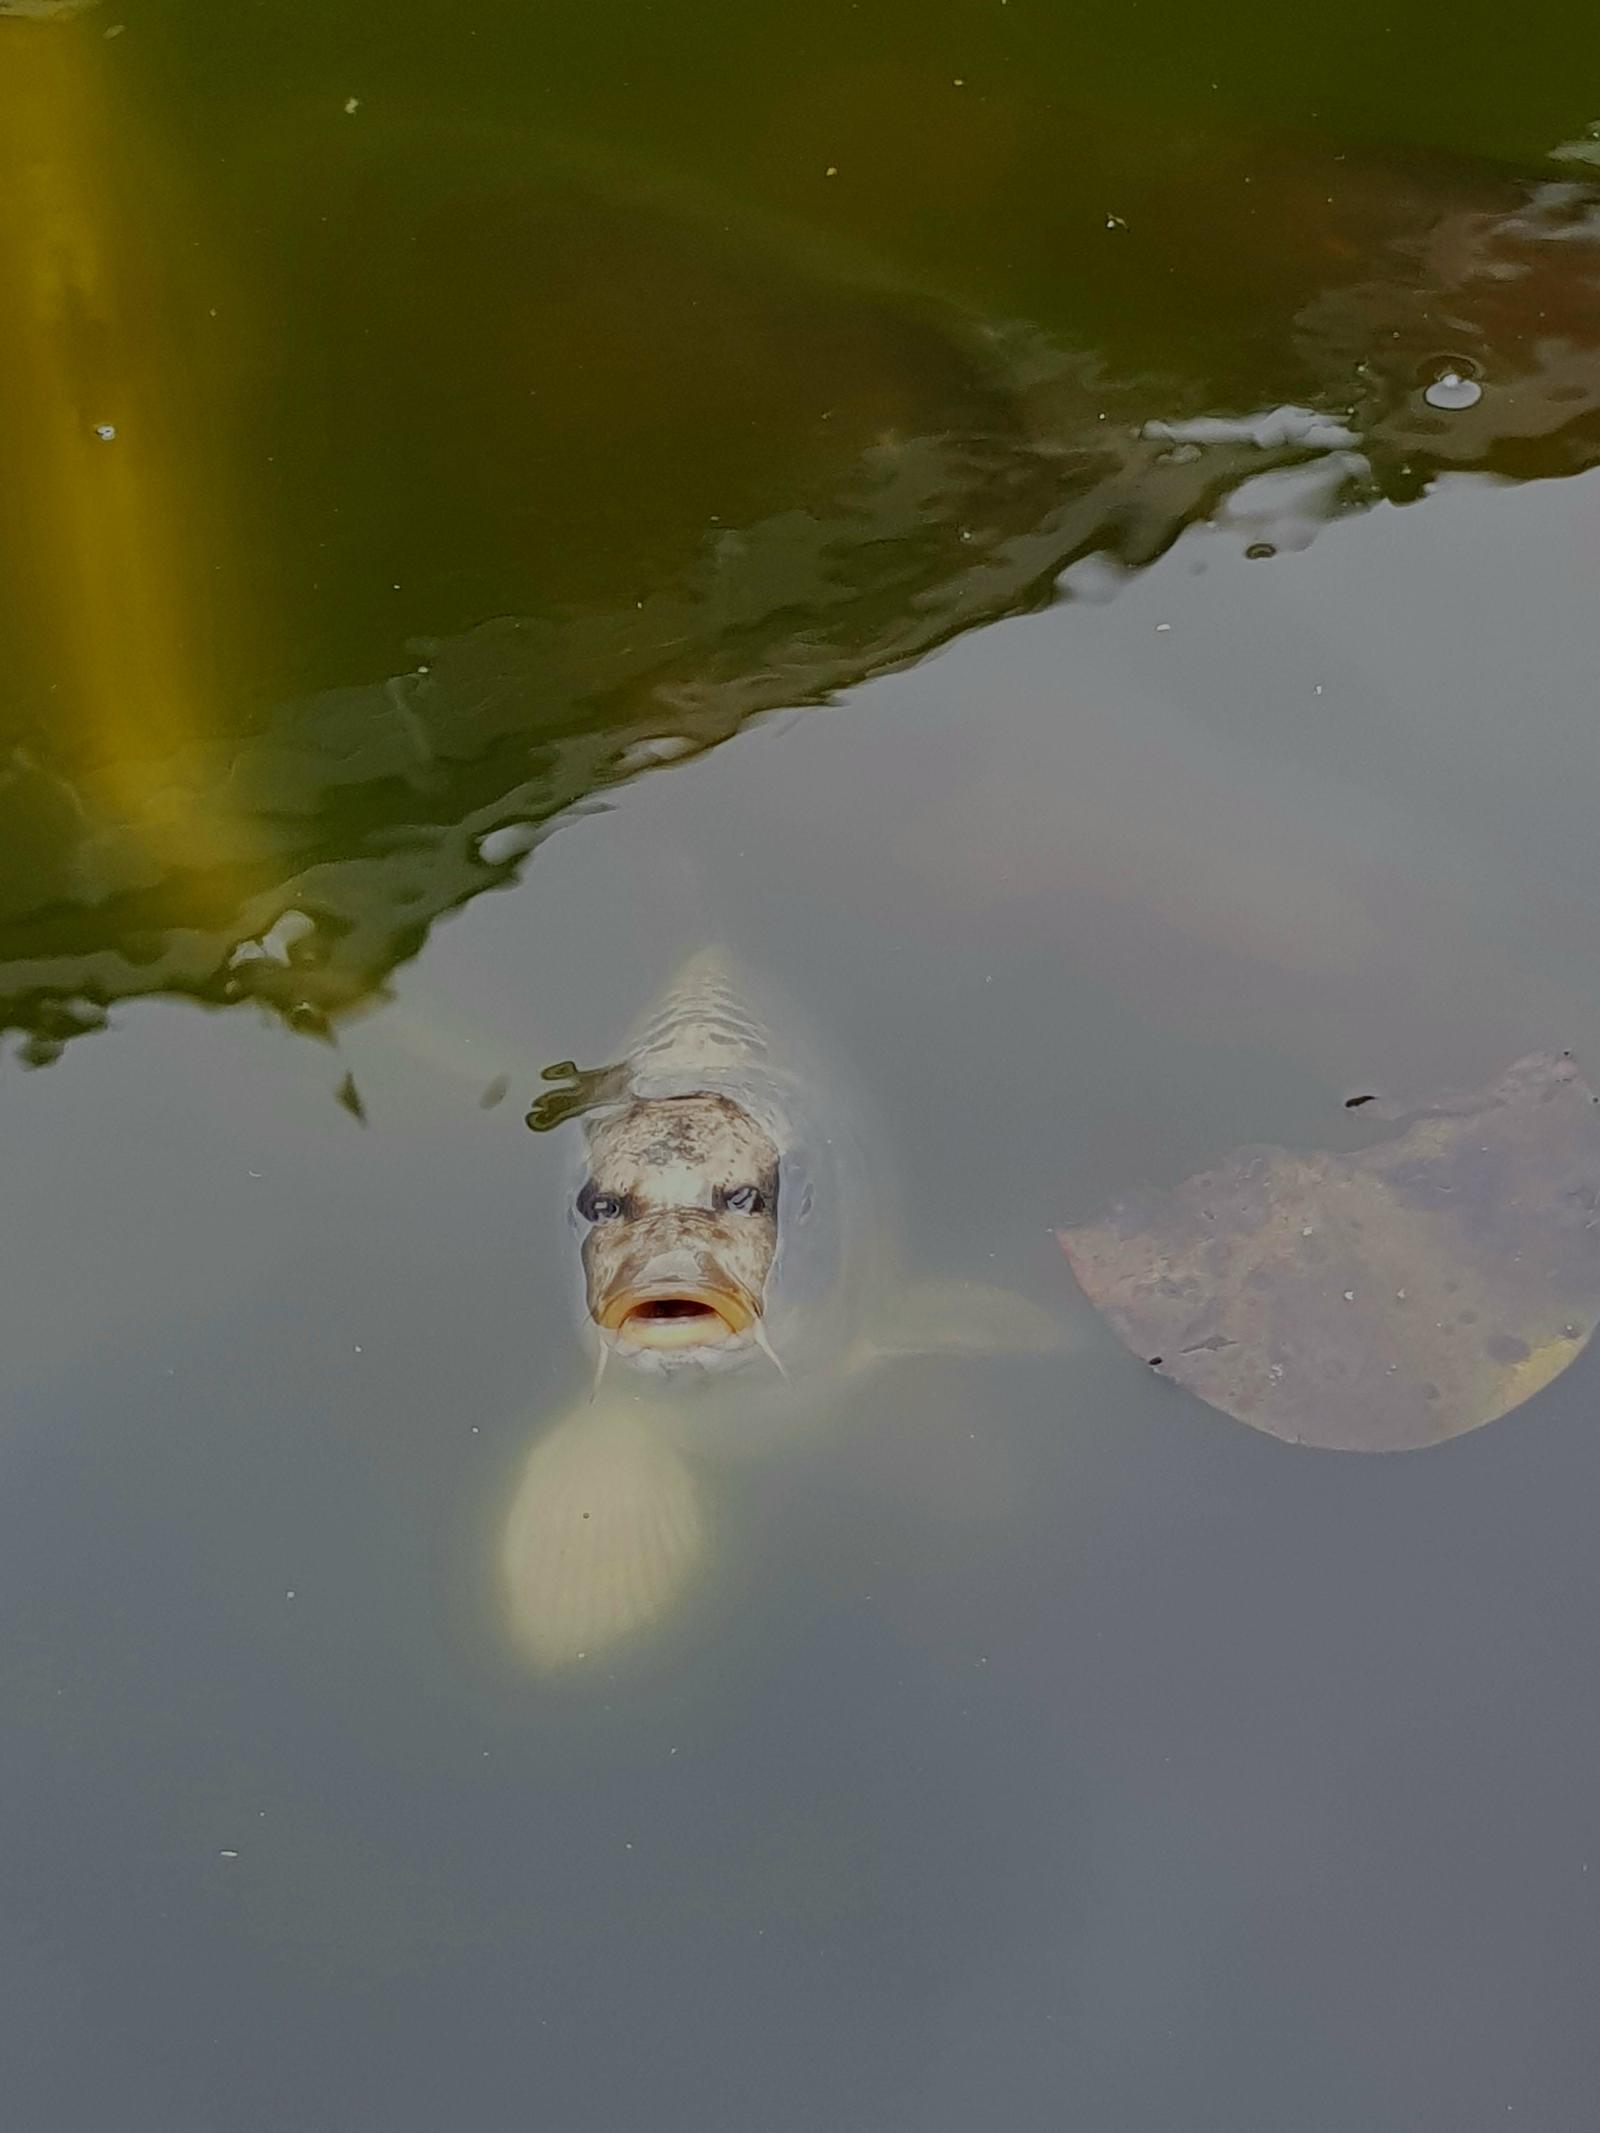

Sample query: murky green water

[7,1,1600,2124]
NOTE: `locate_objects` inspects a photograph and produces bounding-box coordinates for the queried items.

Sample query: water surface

[6,2,1600,2126]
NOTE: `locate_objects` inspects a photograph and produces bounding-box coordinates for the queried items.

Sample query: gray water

[10,474,1600,2128]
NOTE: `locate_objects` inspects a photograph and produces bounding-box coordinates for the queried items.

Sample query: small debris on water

[94,424,116,441]
[1155,621,1172,633]
[480,1074,510,1110]
[289,1002,334,1042]
[335,1071,366,1123]
[344,96,361,115]
[1345,1093,1377,1108]
[1105,213,1128,230]
[219,1850,239,1860]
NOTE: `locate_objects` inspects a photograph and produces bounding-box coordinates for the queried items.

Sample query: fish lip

[596,1283,757,1349]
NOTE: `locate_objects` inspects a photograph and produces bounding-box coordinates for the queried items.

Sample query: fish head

[578,1092,780,1375]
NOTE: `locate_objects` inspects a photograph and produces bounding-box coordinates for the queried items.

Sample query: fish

[500,948,1067,1670]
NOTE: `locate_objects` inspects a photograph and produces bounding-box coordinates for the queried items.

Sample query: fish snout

[584,1211,766,1354]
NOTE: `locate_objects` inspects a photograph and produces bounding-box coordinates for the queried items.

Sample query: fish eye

[578,1184,625,1223]
[723,1184,766,1215]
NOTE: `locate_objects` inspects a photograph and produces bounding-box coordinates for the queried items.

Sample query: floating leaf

[525,1058,630,1134]
[1060,1053,1600,1451]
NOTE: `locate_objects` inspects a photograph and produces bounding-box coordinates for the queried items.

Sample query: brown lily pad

[1060,1053,1600,1451]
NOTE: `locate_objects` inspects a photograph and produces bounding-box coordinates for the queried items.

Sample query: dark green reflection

[4,26,1600,1060]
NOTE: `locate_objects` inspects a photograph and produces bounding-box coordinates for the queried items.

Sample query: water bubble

[1422,366,1483,412]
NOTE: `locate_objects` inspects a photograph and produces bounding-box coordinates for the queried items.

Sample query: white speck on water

[1423,368,1483,411]
[1343,1291,1356,1303]
[94,424,116,441]
[354,1345,362,1354]
[104,21,126,35]
[1105,213,1128,230]
[285,1590,296,1601]
[1314,684,1324,695]
[1301,1226,1314,1237]
[825,165,838,177]
[219,1850,239,1860]
[344,96,361,115]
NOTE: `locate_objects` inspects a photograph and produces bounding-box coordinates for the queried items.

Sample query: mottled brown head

[579,1093,780,1363]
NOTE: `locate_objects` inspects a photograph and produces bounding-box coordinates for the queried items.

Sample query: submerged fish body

[502,950,1065,1669]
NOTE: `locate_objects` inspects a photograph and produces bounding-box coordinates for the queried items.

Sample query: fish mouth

[597,1283,757,1351]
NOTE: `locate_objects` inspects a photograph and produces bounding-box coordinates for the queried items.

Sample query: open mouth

[598,1284,756,1351]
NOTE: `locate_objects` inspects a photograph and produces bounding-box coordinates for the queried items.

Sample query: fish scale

[626,949,771,1086]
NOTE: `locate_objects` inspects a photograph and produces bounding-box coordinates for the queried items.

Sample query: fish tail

[500,1396,708,1670]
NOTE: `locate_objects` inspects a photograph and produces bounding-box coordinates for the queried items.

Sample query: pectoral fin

[500,1397,707,1669]
[849,1278,1073,1372]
